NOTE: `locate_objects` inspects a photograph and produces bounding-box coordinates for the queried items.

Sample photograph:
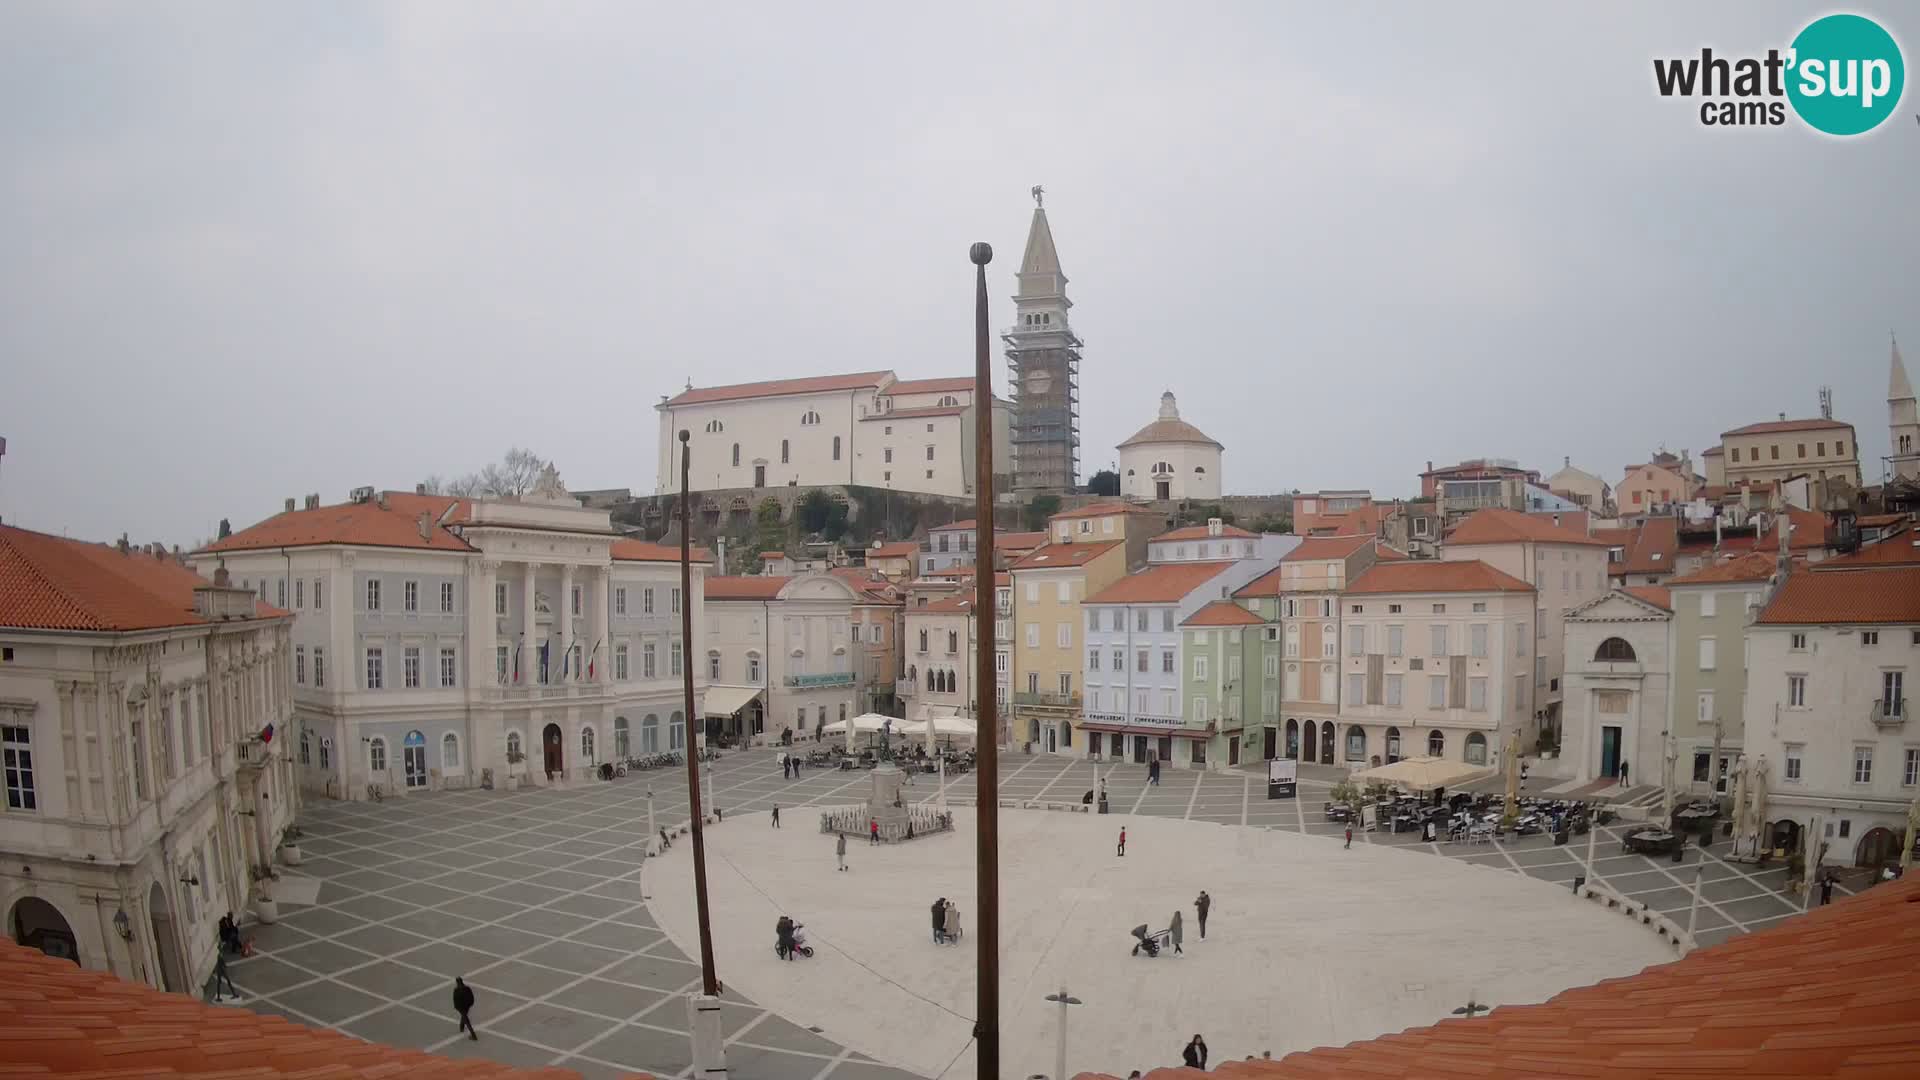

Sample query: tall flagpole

[968,240,1000,1080]
[679,429,727,1078]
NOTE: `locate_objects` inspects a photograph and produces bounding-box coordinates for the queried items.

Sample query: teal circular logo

[1786,14,1905,135]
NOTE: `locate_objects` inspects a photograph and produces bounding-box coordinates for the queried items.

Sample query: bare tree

[446,473,485,497]
[478,447,551,498]
[418,475,447,496]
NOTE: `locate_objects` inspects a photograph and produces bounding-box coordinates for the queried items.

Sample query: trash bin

[1097,796,1110,814]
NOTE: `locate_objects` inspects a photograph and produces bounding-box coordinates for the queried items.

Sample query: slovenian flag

[259,723,275,744]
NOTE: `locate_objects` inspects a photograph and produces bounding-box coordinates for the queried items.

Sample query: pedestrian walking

[1345,825,1353,849]
[1117,826,1127,857]
[452,977,478,1040]
[211,951,237,1001]
[771,805,781,828]
[1618,761,1629,787]
[944,900,962,943]
[836,832,848,871]
[1819,872,1836,906]
[1182,1034,1208,1070]
[1195,890,1211,939]
[1170,909,1184,955]
[870,817,880,844]
[932,897,947,944]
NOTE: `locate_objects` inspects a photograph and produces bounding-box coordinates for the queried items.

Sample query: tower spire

[1003,190,1081,496]
[1892,332,1914,403]
[1889,331,1919,483]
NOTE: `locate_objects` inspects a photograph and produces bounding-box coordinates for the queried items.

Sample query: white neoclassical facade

[1118,392,1223,502]
[655,371,1013,499]
[1,525,296,995]
[703,573,860,744]
[190,477,708,801]
[1559,588,1673,785]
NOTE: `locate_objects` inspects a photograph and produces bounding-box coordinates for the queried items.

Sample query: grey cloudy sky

[2,1,1915,545]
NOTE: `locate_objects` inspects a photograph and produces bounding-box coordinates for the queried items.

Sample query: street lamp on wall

[112,908,132,941]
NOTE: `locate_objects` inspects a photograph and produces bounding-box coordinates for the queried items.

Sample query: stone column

[597,566,613,686]
[560,565,576,684]
[479,560,500,687]
[522,563,539,684]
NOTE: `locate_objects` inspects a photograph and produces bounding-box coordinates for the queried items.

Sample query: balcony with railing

[1014,690,1081,710]
[897,678,918,699]
[235,738,271,770]
[1871,697,1906,730]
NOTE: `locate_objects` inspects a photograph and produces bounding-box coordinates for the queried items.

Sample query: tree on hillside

[1086,469,1120,496]
[1024,494,1062,532]
[755,497,787,554]
[423,449,554,500]
[1249,513,1292,534]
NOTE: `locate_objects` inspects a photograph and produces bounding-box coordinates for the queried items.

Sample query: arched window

[705,419,724,433]
[581,726,596,764]
[300,727,311,766]
[506,730,522,760]
[832,435,841,461]
[1345,725,1366,761]
[642,714,660,753]
[442,733,461,769]
[938,395,959,407]
[708,650,722,680]
[368,736,387,774]
[801,410,820,425]
[731,444,741,467]
[319,737,331,770]
[1465,731,1488,765]
[1594,637,1637,662]
[668,711,685,750]
[781,439,790,464]
[747,651,762,683]
[1195,466,1206,474]
[614,716,630,759]
[1427,729,1445,757]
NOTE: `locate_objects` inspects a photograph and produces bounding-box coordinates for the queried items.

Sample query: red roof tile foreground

[609,538,712,564]
[1085,561,1234,605]
[1,524,283,632]
[1444,507,1611,547]
[0,939,626,1080]
[1182,600,1265,627]
[661,370,891,406]
[1757,565,1920,625]
[201,492,478,554]
[1074,875,1920,1080]
[1346,560,1533,595]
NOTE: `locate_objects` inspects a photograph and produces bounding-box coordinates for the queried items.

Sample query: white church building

[655,371,1012,499]
[1118,392,1223,502]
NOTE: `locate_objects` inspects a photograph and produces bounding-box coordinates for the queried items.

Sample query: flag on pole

[587,638,603,679]
[513,636,522,684]
[259,723,275,744]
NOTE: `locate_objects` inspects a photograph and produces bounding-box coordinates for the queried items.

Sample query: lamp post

[678,429,726,1079]
[969,238,1002,1080]
[1684,849,1705,944]
[1044,987,1082,1080]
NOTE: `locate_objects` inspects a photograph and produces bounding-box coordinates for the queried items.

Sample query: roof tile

[1,524,284,632]
[1181,600,1265,627]
[662,370,892,407]
[201,492,477,555]
[1756,565,1920,625]
[1085,561,1235,604]
[1346,560,1534,595]
[1445,508,1612,548]
[1009,540,1123,570]
[1721,417,1853,436]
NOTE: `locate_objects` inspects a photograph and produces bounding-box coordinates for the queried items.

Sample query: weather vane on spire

[1030,184,1044,208]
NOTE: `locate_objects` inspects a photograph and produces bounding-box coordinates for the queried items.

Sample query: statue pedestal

[870,764,910,835]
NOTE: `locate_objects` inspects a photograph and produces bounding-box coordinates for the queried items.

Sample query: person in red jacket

[870,817,880,844]
[1117,826,1127,857]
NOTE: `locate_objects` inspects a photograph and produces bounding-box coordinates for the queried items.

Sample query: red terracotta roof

[922,593,979,613]
[1182,600,1265,627]
[1622,584,1673,611]
[1701,444,1724,456]
[1444,507,1611,547]
[0,938,621,1080]
[705,575,790,600]
[1085,561,1234,604]
[1757,565,1920,625]
[1,525,284,632]
[1231,565,1283,599]
[609,538,712,564]
[1813,528,1920,570]
[662,370,891,407]
[1722,417,1853,436]
[1010,539,1124,570]
[997,530,1048,551]
[1857,513,1911,529]
[1347,560,1534,595]
[867,541,921,559]
[1667,552,1779,586]
[1075,874,1920,1080]
[930,520,978,531]
[201,493,478,555]
[759,551,785,560]
[886,376,974,395]
[861,404,968,420]
[1048,500,1161,522]
[1373,543,1409,561]
[1280,534,1375,562]
[1620,515,1679,576]
[1153,524,1256,542]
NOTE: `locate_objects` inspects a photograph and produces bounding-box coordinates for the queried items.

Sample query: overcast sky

[2,1,1915,545]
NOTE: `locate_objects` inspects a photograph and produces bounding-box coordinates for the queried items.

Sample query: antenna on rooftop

[1818,385,1832,420]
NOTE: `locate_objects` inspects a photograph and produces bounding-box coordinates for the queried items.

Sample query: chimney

[1564,455,1570,468]
[213,562,230,587]
[717,535,727,572]
[1778,412,1786,422]
[117,534,129,555]
[306,494,320,510]
[418,512,432,540]
[1207,517,1223,537]
[285,497,296,513]
[416,483,427,495]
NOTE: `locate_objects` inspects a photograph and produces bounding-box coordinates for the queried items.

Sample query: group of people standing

[929,897,963,944]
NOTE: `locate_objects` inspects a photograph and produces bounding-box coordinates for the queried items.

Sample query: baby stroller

[1129,923,1168,958]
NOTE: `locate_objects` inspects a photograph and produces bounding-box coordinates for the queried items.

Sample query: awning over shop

[702,684,764,718]
[1349,755,1494,791]
[821,713,895,734]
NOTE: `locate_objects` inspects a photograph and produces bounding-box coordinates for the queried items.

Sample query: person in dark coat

[1169,909,1184,955]
[218,913,240,955]
[932,898,947,944]
[1819,871,1836,905]
[1182,1034,1208,1070]
[452,977,478,1040]
[211,950,236,1000]
[771,804,781,828]
[776,915,796,960]
[1195,891,1211,939]
[836,832,848,871]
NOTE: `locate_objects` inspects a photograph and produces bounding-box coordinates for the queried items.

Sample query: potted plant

[251,864,281,924]
[279,825,304,867]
